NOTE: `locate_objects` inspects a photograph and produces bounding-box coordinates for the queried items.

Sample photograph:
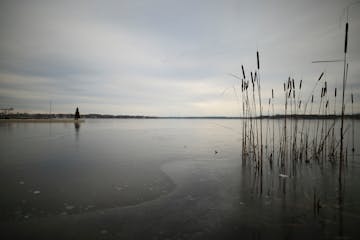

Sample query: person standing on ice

[75,107,80,120]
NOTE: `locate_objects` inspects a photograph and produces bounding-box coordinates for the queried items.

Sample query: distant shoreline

[0,118,85,123]
[1,113,359,121]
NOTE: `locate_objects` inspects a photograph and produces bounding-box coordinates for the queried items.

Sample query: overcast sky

[0,0,359,116]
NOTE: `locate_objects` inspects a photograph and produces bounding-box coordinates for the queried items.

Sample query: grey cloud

[0,0,359,115]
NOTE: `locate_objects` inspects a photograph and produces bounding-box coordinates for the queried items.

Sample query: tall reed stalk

[339,22,349,188]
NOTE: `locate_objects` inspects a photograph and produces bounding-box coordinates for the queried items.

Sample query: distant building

[0,107,13,115]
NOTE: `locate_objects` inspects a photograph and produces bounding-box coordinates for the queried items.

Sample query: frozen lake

[0,119,359,239]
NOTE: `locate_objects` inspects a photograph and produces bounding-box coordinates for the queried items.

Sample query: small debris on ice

[239,202,244,205]
[33,190,41,195]
[115,186,123,191]
[19,181,25,185]
[279,174,289,178]
[65,205,74,210]
[86,205,95,209]
[100,229,108,235]
[185,195,196,201]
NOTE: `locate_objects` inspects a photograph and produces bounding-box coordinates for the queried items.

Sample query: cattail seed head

[324,81,327,94]
[318,72,324,81]
[292,79,295,89]
[335,88,337,97]
[256,51,260,70]
[311,95,314,103]
[299,80,302,90]
[241,65,246,79]
[272,89,274,99]
[351,93,354,104]
[345,22,348,54]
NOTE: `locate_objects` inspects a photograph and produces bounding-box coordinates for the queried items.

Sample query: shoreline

[0,118,85,123]
[1,114,360,121]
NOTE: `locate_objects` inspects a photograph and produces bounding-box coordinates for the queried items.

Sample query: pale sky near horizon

[0,0,359,116]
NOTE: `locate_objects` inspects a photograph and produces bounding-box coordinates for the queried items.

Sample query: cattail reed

[351,93,354,152]
[340,22,349,186]
[235,44,354,207]
[256,51,264,177]
[318,72,324,81]
[271,89,275,164]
